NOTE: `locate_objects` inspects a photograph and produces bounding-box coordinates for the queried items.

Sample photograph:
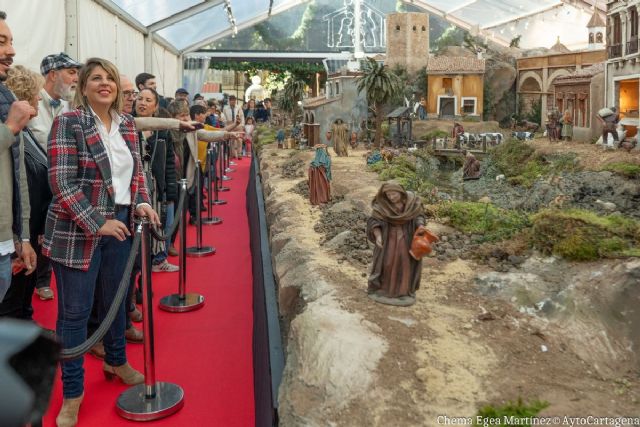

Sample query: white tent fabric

[0,0,66,72]
[152,43,180,97]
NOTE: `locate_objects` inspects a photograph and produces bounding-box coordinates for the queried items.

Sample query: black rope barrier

[60,228,141,360]
[148,184,187,242]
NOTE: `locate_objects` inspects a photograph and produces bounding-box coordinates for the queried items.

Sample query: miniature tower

[586,5,606,50]
[385,12,429,76]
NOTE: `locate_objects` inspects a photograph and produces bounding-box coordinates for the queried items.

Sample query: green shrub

[601,162,640,179]
[475,398,549,427]
[531,209,640,261]
[431,201,530,242]
[491,141,581,187]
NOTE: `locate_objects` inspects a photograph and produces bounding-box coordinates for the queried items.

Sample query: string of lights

[224,0,238,36]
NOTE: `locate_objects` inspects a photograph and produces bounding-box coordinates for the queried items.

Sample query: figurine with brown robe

[308,144,331,205]
[329,118,349,157]
[366,182,434,306]
[462,149,481,180]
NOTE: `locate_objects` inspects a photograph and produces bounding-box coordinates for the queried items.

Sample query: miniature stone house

[385,12,429,76]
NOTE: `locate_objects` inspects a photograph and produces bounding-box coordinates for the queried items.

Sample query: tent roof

[98,0,607,53]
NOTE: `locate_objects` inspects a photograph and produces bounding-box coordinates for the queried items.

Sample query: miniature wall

[427,74,484,117]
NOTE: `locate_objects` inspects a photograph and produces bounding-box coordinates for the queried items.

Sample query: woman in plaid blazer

[42,58,159,427]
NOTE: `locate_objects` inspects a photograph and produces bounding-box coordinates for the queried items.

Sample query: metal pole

[186,162,215,257]
[159,180,205,312]
[116,218,185,420]
[219,141,231,190]
[202,147,222,225]
[212,142,227,204]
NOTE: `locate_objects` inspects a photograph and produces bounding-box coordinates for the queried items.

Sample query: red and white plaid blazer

[42,108,150,271]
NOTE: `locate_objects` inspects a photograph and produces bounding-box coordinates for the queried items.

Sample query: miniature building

[425,56,485,119]
[516,48,606,128]
[302,71,368,147]
[385,12,429,75]
[552,63,605,141]
[606,1,640,136]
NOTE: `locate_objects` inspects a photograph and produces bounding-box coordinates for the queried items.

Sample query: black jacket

[139,130,178,203]
[22,128,52,242]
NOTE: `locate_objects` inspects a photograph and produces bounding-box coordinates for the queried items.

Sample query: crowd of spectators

[0,9,265,427]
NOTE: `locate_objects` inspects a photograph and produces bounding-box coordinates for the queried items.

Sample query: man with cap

[175,87,189,104]
[26,52,81,302]
[28,52,81,151]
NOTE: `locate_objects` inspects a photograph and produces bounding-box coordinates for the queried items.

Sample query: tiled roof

[554,62,605,83]
[426,56,485,73]
[303,95,339,109]
[587,10,605,28]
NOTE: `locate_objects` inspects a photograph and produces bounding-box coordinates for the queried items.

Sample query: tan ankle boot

[56,393,83,427]
[103,362,144,385]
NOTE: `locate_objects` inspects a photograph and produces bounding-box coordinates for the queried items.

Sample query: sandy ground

[262,143,639,426]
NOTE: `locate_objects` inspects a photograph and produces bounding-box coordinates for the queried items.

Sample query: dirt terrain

[260,142,639,426]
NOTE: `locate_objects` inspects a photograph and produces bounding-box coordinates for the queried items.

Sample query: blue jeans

[153,201,174,265]
[0,253,11,303]
[53,208,132,398]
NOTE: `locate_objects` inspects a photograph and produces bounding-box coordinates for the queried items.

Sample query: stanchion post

[116,218,185,420]
[186,161,215,257]
[202,148,222,225]
[159,179,205,312]
[212,142,227,204]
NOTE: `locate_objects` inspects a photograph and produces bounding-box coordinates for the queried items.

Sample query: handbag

[409,226,439,260]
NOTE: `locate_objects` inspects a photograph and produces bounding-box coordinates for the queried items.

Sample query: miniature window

[462,98,476,115]
[335,82,340,95]
[596,32,603,43]
[422,26,426,31]
[443,78,453,90]
[589,33,594,44]
[413,25,417,31]
[396,25,400,30]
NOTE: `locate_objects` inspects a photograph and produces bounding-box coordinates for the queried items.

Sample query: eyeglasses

[123,90,138,98]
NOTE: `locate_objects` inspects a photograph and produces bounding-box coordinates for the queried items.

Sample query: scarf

[371,182,423,225]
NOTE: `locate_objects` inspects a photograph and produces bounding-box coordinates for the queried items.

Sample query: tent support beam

[65,0,80,60]
[92,0,179,55]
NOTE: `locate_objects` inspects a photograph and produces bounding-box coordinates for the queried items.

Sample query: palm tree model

[356,58,403,148]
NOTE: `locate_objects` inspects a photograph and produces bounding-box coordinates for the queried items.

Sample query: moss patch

[474,398,549,426]
[490,140,581,187]
[531,209,640,261]
[601,162,640,179]
[429,201,531,242]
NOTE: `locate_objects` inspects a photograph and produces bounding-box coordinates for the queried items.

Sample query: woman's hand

[98,219,131,241]
[373,228,383,248]
[135,204,161,226]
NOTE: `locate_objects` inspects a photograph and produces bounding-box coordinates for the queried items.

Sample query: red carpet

[33,157,255,426]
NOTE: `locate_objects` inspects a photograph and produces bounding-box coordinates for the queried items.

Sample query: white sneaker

[152,260,179,273]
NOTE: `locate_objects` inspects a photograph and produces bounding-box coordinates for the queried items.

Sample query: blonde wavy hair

[74,57,123,113]
[5,65,44,106]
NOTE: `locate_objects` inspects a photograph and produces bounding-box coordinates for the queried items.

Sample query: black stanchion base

[212,199,227,205]
[116,382,184,421]
[218,186,230,192]
[158,293,205,312]
[202,216,223,225]
[186,246,216,257]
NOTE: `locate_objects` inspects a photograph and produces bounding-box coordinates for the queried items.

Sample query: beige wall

[386,12,429,75]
